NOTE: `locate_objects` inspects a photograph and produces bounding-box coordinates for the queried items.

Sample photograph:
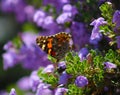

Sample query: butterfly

[36,32,73,61]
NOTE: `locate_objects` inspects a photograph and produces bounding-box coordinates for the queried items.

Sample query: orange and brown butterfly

[36,32,73,61]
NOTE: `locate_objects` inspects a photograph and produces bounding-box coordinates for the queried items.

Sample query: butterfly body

[36,32,72,61]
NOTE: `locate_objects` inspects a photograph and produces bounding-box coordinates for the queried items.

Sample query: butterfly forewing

[36,32,72,61]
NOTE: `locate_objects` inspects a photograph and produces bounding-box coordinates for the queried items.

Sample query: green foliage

[12,31,37,49]
[7,84,26,95]
[65,51,104,80]
[64,49,120,94]
[30,0,42,8]
[22,22,39,33]
[92,56,104,87]
[37,68,58,87]
[43,4,56,15]
[65,52,90,77]
[104,49,120,66]
[67,84,84,95]
[99,2,116,46]
[99,2,114,24]
[48,55,57,63]
[12,35,22,49]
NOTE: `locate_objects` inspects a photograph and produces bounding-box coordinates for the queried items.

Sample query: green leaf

[37,67,58,87]
[67,84,84,95]
[22,22,38,33]
[99,2,114,23]
[48,55,57,63]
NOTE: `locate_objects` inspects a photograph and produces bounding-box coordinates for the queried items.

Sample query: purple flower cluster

[1,0,35,22]
[2,32,51,70]
[16,70,52,95]
[71,22,90,51]
[32,3,89,51]
[33,10,59,32]
[56,4,78,24]
[2,41,22,70]
[17,76,31,91]
[2,0,120,95]
[1,0,91,94]
[15,65,69,95]
[29,71,42,92]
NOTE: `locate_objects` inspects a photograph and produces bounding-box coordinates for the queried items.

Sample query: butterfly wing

[36,32,72,61]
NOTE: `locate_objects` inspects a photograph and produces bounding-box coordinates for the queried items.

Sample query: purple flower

[42,16,57,30]
[3,41,14,50]
[2,41,21,70]
[113,10,120,28]
[42,64,54,73]
[20,32,37,48]
[58,71,69,85]
[104,62,117,69]
[56,4,77,24]
[1,0,21,12]
[56,13,72,24]
[62,4,78,16]
[24,5,35,21]
[9,88,16,95]
[55,87,68,95]
[19,32,51,70]
[33,10,46,27]
[15,4,35,22]
[104,86,109,91]
[71,22,89,51]
[33,10,59,31]
[44,16,54,25]
[75,76,88,87]
[2,44,21,70]
[58,61,66,69]
[14,3,26,23]
[1,0,31,23]
[90,17,107,45]
[57,61,66,73]
[36,83,53,95]
[2,32,51,70]
[17,76,31,91]
[20,45,50,70]
[116,36,120,49]
[0,90,8,95]
[78,48,89,61]
[112,10,120,34]
[30,71,42,92]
